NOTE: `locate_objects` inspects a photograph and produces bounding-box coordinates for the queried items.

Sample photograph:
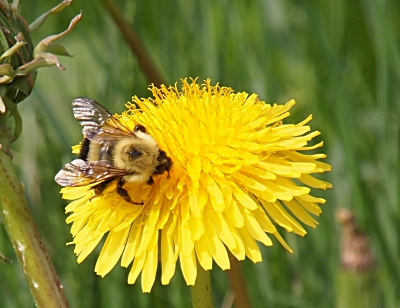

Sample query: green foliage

[0,0,399,307]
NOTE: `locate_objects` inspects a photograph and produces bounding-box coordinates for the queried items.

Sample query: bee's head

[153,150,173,175]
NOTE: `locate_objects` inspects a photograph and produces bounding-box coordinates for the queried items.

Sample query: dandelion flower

[60,78,332,292]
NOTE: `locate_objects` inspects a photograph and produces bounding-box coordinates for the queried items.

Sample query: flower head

[61,78,332,292]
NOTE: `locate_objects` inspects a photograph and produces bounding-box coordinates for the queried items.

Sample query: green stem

[191,262,215,308]
[3,96,22,141]
[336,270,381,308]
[0,114,69,307]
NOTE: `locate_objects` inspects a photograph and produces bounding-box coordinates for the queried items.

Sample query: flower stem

[227,253,252,308]
[191,262,215,308]
[99,0,165,86]
[0,114,69,308]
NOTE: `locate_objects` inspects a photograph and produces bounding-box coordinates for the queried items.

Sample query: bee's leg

[117,178,143,205]
[147,176,154,185]
[93,178,114,197]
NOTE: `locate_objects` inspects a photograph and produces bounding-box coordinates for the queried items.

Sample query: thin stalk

[191,262,215,308]
[0,113,69,308]
[227,253,252,308]
[99,0,165,86]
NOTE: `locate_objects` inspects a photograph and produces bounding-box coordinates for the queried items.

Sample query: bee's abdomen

[79,138,91,161]
[86,142,114,162]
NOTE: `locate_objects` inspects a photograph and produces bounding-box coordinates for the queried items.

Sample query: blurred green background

[1,0,399,307]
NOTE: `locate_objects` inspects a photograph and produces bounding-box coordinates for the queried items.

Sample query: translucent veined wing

[72,97,136,143]
[55,159,131,187]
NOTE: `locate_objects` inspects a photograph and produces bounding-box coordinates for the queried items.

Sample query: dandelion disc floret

[60,78,332,292]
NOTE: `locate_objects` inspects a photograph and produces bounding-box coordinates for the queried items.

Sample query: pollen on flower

[60,78,332,292]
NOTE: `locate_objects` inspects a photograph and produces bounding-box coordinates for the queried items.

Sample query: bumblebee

[55,98,172,204]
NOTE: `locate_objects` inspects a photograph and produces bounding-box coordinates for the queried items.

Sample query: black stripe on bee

[79,138,91,161]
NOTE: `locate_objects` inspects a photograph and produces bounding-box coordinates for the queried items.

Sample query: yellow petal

[95,227,130,276]
[141,243,158,293]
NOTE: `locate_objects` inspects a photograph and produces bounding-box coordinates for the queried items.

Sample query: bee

[55,97,172,204]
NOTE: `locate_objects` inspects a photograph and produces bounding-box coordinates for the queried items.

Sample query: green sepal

[11,72,36,97]
[33,12,82,57]
[42,44,73,57]
[14,53,65,76]
[0,64,14,77]
[0,85,6,113]
[29,0,74,32]
[0,40,27,63]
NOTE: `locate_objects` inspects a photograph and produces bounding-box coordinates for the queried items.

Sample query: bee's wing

[72,97,136,143]
[55,159,129,187]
